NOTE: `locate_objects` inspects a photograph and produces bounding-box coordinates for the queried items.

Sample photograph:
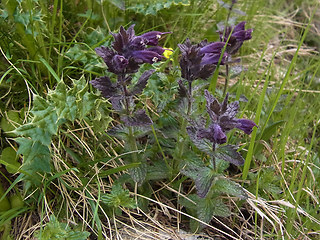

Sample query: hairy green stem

[119,73,139,163]
[212,144,216,170]
[223,64,229,97]
[174,80,193,173]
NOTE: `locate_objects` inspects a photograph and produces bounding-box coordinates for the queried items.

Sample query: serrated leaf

[127,0,190,15]
[90,76,119,99]
[181,161,218,198]
[186,126,213,155]
[15,138,51,173]
[34,215,90,240]
[128,162,147,185]
[146,160,169,181]
[131,69,155,95]
[121,109,153,126]
[13,77,98,180]
[213,177,247,199]
[197,196,231,224]
[49,81,78,121]
[14,124,53,146]
[101,184,136,209]
[180,194,231,233]
[31,95,59,135]
[214,144,245,166]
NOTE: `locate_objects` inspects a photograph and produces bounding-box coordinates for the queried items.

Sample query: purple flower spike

[94,25,171,75]
[219,21,252,55]
[178,38,226,82]
[192,90,256,145]
[112,55,129,72]
[236,119,257,134]
[91,25,171,113]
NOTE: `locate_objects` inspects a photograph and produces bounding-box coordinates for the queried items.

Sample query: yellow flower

[163,48,174,60]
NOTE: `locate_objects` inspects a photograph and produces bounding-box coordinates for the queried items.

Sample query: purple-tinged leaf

[131,69,155,95]
[177,80,188,98]
[220,93,229,114]
[187,126,213,155]
[90,76,118,98]
[109,96,124,111]
[181,162,218,198]
[121,109,153,126]
[214,144,245,166]
[213,177,248,199]
[223,100,239,119]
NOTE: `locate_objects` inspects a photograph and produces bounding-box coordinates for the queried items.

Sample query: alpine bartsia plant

[90,25,170,126]
[196,90,256,144]
[90,25,170,185]
[186,90,256,180]
[180,90,256,199]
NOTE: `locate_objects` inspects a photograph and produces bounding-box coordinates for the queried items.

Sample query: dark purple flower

[193,90,256,145]
[236,119,256,134]
[140,31,171,46]
[178,39,226,82]
[200,42,226,54]
[131,50,163,64]
[219,21,252,55]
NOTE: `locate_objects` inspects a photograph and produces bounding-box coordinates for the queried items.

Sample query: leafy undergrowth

[1,0,320,240]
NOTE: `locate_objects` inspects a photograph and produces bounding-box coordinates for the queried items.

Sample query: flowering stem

[212,143,216,171]
[119,74,130,115]
[223,64,229,97]
[174,80,193,174]
[187,80,192,115]
[119,73,138,163]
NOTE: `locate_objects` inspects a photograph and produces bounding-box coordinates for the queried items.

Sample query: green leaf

[14,124,53,146]
[197,196,231,223]
[107,0,125,10]
[181,158,218,198]
[101,184,136,209]
[30,95,59,136]
[49,81,77,121]
[34,215,90,240]
[180,194,231,233]
[0,111,22,135]
[15,138,51,173]
[146,160,169,181]
[127,0,190,15]
[128,163,147,186]
[213,177,248,199]
[214,144,245,166]
[13,77,99,180]
[0,147,20,174]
